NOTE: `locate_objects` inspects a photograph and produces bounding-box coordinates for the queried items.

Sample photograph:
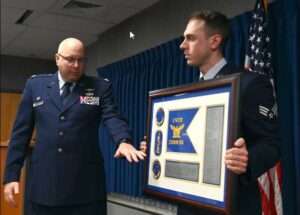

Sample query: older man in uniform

[3,37,145,215]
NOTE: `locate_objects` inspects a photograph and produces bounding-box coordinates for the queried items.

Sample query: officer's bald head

[57,38,85,55]
[55,37,86,82]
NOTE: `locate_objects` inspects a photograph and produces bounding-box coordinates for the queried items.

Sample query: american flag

[245,1,283,215]
[245,0,273,78]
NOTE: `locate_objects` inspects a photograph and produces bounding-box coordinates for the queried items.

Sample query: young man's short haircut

[188,10,230,44]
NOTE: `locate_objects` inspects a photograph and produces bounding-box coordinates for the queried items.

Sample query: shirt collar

[58,71,65,90]
[58,71,75,92]
[200,58,227,80]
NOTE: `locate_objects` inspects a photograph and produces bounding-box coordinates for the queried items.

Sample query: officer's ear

[55,53,59,66]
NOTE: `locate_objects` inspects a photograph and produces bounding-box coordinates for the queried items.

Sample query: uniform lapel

[47,73,62,110]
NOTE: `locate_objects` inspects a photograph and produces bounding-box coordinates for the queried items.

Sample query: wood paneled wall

[1,93,21,141]
[0,92,25,215]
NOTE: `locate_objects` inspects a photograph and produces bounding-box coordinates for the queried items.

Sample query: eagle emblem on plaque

[167,108,198,153]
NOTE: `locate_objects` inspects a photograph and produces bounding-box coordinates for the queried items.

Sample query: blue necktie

[61,82,72,105]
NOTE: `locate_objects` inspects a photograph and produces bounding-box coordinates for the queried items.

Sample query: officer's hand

[4,181,19,208]
[114,142,146,163]
[225,138,248,174]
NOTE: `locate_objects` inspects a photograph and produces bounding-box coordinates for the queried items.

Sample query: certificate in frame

[144,74,241,215]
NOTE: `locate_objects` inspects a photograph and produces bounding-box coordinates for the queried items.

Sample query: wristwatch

[119,138,131,144]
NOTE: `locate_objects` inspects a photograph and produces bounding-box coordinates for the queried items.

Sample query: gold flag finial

[262,0,269,13]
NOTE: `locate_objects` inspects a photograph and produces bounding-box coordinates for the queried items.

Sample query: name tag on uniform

[80,96,100,106]
[33,101,44,107]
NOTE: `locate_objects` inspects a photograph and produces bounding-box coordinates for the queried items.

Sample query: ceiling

[1,0,160,59]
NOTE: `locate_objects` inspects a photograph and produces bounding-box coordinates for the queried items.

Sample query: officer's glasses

[57,53,87,65]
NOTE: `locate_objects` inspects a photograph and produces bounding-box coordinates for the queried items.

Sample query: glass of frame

[144,74,241,215]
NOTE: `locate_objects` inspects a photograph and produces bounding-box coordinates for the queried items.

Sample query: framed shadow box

[144,74,241,215]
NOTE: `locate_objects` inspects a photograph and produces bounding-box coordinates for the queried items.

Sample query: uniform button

[59,131,64,136]
[58,148,63,152]
[60,116,65,120]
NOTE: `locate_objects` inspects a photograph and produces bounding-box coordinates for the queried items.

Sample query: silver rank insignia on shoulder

[259,104,277,120]
[80,96,100,106]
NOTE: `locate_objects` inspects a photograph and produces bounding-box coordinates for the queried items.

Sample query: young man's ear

[210,34,223,51]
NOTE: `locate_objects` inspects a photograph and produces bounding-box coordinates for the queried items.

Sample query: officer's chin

[69,73,83,82]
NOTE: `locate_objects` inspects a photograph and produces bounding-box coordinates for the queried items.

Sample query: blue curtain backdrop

[97,1,299,214]
[98,38,199,196]
[274,1,300,215]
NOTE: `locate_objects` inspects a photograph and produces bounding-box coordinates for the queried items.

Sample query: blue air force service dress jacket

[3,73,131,206]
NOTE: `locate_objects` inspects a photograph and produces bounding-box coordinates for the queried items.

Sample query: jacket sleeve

[240,74,281,183]
[100,82,132,144]
[3,79,35,184]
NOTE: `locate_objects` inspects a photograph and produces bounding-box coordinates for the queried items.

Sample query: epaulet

[30,74,53,79]
[88,75,110,83]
